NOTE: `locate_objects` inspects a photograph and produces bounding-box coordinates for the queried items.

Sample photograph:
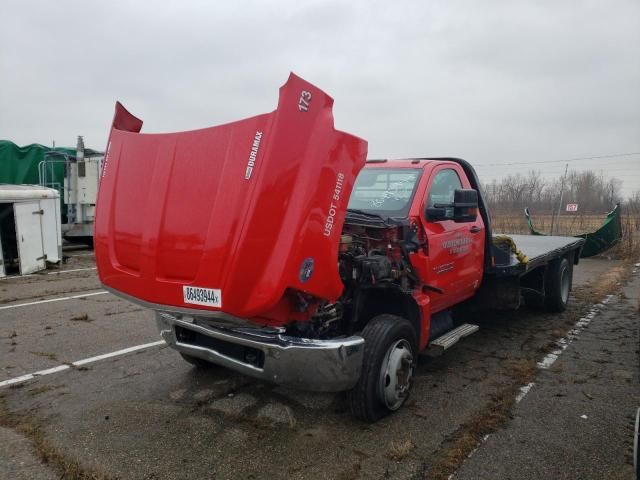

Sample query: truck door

[14,201,46,275]
[39,198,62,264]
[419,166,484,312]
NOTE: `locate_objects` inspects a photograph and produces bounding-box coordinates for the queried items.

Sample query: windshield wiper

[346,209,389,224]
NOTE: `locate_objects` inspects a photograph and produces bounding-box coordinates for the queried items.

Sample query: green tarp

[524,204,622,258]
[0,140,75,188]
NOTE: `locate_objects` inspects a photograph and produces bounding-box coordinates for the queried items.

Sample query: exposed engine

[288,222,422,339]
[339,223,419,290]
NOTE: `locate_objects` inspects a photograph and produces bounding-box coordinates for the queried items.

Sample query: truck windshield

[348,168,422,217]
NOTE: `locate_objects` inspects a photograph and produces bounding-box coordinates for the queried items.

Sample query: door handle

[470,226,481,234]
[423,284,444,294]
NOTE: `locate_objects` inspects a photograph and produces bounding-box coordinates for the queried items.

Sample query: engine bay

[287,221,423,339]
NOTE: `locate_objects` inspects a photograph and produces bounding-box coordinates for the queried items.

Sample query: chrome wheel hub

[380,339,414,410]
[560,266,570,303]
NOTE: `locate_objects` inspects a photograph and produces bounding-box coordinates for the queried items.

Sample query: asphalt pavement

[455,265,640,480]
[0,253,636,479]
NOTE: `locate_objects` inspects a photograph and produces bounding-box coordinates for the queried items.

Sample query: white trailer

[0,185,62,277]
[39,136,103,243]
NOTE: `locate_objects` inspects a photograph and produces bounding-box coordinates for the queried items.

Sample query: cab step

[426,323,479,357]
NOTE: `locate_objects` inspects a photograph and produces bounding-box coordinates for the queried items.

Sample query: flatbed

[490,234,585,276]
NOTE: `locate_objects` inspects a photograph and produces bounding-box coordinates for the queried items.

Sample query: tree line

[480,169,633,215]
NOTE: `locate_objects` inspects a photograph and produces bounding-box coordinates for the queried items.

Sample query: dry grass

[0,398,113,480]
[613,214,640,259]
[573,263,632,302]
[491,212,640,259]
[427,389,514,479]
[504,358,537,381]
[426,357,537,480]
[387,439,415,461]
[492,213,610,235]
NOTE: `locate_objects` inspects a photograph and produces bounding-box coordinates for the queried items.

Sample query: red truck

[95,74,584,421]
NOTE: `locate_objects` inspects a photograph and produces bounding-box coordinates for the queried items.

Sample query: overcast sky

[2,1,639,196]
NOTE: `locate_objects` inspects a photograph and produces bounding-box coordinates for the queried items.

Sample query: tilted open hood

[95,74,367,324]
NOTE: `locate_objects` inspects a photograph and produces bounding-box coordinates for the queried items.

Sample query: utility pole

[550,163,569,235]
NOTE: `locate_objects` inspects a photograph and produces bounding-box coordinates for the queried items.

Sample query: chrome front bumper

[156,311,365,392]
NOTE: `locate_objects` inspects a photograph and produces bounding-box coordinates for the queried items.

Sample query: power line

[475,157,640,169]
[478,166,640,174]
[475,162,640,175]
[482,169,640,177]
[474,151,640,167]
[370,152,640,168]
[477,171,640,178]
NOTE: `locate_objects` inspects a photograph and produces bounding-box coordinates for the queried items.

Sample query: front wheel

[347,314,417,422]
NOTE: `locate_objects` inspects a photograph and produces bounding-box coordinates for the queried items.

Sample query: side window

[427,169,462,207]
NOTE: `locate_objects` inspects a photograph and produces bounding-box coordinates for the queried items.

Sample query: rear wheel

[180,352,214,368]
[347,314,417,422]
[544,257,572,312]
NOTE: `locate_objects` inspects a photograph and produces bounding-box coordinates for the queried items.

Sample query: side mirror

[425,206,448,222]
[453,189,478,223]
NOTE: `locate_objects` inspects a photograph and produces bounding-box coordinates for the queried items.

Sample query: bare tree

[484,169,624,214]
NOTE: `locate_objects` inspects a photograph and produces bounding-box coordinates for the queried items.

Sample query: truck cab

[349,159,485,313]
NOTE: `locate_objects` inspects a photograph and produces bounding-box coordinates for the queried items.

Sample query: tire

[544,257,572,312]
[347,314,417,422]
[180,352,214,368]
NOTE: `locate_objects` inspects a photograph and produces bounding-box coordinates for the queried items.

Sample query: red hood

[95,73,367,324]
